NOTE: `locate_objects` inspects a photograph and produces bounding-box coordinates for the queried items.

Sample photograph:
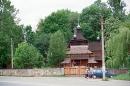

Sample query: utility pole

[101,16,106,80]
[11,38,13,69]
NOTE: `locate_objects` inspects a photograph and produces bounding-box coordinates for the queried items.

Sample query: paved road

[0,76,130,86]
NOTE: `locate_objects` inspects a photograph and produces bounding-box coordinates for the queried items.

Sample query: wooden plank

[64,66,87,76]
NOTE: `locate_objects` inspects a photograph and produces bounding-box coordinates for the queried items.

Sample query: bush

[14,42,44,68]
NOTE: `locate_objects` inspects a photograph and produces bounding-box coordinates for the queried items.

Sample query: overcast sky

[10,0,130,31]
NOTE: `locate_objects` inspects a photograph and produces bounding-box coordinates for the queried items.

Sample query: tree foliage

[0,0,23,68]
[105,13,130,69]
[106,27,130,68]
[37,9,79,42]
[80,0,112,41]
[47,30,66,67]
[35,9,78,66]
[34,33,50,64]
[1,0,130,69]
[14,42,43,68]
[108,0,126,20]
[104,17,121,41]
[22,25,35,44]
[122,14,130,28]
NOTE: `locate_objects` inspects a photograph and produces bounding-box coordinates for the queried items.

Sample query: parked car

[85,69,115,78]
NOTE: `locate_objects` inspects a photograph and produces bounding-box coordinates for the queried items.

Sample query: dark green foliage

[14,42,44,68]
[47,30,66,67]
[34,33,50,64]
[106,27,130,68]
[23,25,35,44]
[35,10,78,67]
[105,13,130,69]
[80,0,112,41]
[108,0,126,20]
[0,0,23,68]
[104,17,121,41]
[37,9,79,42]
[0,33,10,68]
[122,14,130,28]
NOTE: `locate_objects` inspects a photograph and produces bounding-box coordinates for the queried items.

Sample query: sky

[10,0,130,31]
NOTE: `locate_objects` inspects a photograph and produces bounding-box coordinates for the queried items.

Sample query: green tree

[104,13,130,70]
[122,14,130,28]
[37,9,79,42]
[106,27,130,68]
[104,17,121,41]
[0,0,23,68]
[108,0,126,20]
[23,25,35,44]
[47,30,66,67]
[80,0,112,40]
[34,33,50,64]
[14,42,43,68]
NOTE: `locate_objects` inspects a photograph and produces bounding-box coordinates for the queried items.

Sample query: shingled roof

[69,25,88,46]
[88,41,102,51]
[72,29,86,41]
[67,45,92,54]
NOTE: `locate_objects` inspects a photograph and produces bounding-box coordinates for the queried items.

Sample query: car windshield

[95,70,102,73]
[93,69,108,73]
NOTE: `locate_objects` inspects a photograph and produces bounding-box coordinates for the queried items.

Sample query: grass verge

[112,73,130,81]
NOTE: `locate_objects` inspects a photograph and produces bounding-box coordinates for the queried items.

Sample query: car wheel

[93,75,96,79]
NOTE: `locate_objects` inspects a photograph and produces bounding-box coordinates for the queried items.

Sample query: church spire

[77,15,80,29]
[73,27,77,38]
[73,16,81,38]
[70,15,88,46]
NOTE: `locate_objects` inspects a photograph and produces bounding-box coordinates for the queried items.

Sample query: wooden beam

[80,60,81,66]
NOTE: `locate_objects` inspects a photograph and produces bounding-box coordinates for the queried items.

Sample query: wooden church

[61,24,102,75]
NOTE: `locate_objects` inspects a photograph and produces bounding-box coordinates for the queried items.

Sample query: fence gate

[64,66,87,76]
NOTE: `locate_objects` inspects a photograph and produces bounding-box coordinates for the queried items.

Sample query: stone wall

[108,69,128,74]
[0,68,128,77]
[0,68,64,77]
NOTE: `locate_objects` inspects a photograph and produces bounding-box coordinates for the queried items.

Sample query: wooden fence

[64,66,87,75]
[64,67,128,76]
